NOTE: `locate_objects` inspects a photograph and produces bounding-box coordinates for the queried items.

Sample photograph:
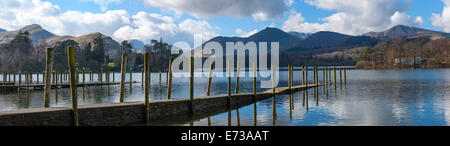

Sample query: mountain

[288,31,312,40]
[0,28,5,32]
[364,25,449,40]
[287,31,352,51]
[0,24,55,44]
[70,32,121,57]
[204,27,302,52]
[129,39,146,51]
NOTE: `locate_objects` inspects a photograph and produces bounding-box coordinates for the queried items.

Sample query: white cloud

[0,0,220,46]
[283,0,423,35]
[80,0,122,12]
[235,29,258,37]
[144,0,289,21]
[112,12,219,45]
[431,0,450,32]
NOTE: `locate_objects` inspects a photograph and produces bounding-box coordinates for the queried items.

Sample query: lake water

[1,69,450,126]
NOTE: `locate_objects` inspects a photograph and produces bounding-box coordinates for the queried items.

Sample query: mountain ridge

[364,25,449,40]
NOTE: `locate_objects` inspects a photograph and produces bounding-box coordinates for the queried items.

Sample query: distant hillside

[288,32,311,40]
[0,24,121,56]
[364,25,449,40]
[0,28,5,32]
[0,24,55,45]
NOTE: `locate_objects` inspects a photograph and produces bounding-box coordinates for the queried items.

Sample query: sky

[0,0,449,46]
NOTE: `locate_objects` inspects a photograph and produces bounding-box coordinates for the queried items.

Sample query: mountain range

[0,24,449,57]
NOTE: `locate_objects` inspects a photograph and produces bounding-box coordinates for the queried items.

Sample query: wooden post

[288,64,292,90]
[189,56,194,113]
[235,62,241,126]
[334,67,337,88]
[60,72,62,84]
[120,51,127,102]
[13,72,16,85]
[144,52,150,122]
[129,70,132,92]
[227,60,231,108]
[253,63,257,126]
[339,68,342,86]
[44,48,54,108]
[166,70,168,85]
[67,47,79,126]
[272,64,276,126]
[302,66,305,85]
[19,72,22,86]
[113,72,115,83]
[206,61,213,126]
[305,65,308,88]
[167,57,173,100]
[82,69,85,86]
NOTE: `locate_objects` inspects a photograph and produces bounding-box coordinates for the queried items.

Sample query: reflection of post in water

[26,91,30,108]
[55,87,59,105]
[289,93,293,120]
[235,62,241,126]
[129,71,133,93]
[253,63,257,126]
[272,64,276,126]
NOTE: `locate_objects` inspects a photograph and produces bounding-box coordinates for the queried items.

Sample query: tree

[92,36,105,64]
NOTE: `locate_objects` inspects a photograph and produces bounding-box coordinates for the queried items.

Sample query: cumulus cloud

[80,0,122,12]
[113,12,219,45]
[0,0,130,36]
[144,0,289,21]
[431,0,450,32]
[283,0,423,35]
[0,0,219,46]
[235,29,258,37]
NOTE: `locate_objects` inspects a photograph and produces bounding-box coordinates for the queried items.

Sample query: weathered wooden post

[141,71,144,87]
[189,56,194,114]
[166,70,168,85]
[334,67,337,88]
[206,61,213,126]
[302,66,305,85]
[235,62,241,126]
[339,67,342,86]
[19,72,22,86]
[253,63,257,126]
[272,64,276,126]
[60,72,62,84]
[144,52,150,122]
[129,70,132,92]
[112,72,115,83]
[67,47,79,126]
[44,48,54,108]
[288,64,292,90]
[227,60,231,126]
[167,57,173,100]
[13,72,16,85]
[82,69,86,86]
[119,45,128,103]
[305,65,308,88]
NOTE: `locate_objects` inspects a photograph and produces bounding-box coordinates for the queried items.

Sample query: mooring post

[60,72,62,84]
[344,68,347,85]
[82,69,85,86]
[334,67,337,88]
[206,61,213,126]
[227,60,231,108]
[112,72,115,83]
[305,65,308,88]
[253,63,257,126]
[339,67,342,86]
[119,48,127,103]
[44,48,54,108]
[272,64,276,126]
[19,72,22,86]
[166,70,168,85]
[159,72,161,84]
[189,56,194,114]
[13,72,16,85]
[67,47,79,126]
[141,71,144,86]
[235,62,241,126]
[144,52,150,122]
[302,66,305,85]
[167,57,173,100]
[288,64,292,89]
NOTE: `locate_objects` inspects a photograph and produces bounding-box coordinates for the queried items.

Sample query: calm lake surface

[1,69,450,126]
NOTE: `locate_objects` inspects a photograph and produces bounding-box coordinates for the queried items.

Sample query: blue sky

[1,0,449,45]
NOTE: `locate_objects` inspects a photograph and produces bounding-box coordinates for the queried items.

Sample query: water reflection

[1,70,450,126]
